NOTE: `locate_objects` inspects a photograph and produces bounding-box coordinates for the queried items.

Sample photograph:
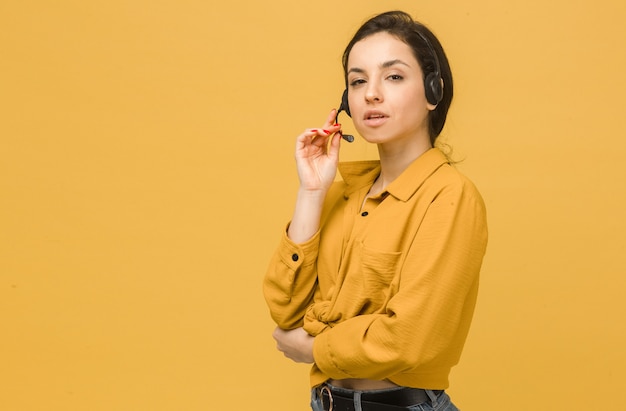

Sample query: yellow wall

[1,1,625,410]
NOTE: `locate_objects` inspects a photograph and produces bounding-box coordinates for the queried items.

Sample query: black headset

[337,29,443,122]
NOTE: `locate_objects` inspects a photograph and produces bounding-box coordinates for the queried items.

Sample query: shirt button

[291,253,299,262]
[361,211,369,217]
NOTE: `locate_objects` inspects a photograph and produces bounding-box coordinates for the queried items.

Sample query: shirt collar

[337,148,449,201]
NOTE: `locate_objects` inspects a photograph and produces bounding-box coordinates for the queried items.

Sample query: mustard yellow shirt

[263,148,488,389]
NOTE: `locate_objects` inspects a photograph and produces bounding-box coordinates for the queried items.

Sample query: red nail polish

[311,129,318,132]
[323,129,330,134]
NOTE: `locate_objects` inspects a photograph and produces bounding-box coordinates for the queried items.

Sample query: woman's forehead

[347,32,418,69]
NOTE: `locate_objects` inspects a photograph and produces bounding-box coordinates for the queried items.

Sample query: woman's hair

[342,10,454,144]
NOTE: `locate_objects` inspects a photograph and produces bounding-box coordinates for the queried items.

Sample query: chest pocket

[356,243,402,314]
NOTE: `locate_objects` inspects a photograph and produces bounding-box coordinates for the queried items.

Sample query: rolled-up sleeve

[263,225,321,330]
[312,180,488,385]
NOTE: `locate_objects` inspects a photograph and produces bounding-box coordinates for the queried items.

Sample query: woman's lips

[363,111,388,127]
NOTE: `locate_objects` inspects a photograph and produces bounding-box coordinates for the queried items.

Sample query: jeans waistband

[317,384,443,411]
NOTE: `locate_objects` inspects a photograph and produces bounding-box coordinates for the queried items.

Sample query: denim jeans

[310,385,460,411]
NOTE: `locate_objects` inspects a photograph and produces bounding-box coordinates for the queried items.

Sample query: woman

[263,10,488,411]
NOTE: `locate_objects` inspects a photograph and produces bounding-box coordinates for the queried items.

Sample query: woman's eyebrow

[347,59,411,75]
[381,59,410,69]
[347,67,366,75]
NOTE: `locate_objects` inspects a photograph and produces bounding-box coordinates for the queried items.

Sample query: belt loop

[354,391,362,411]
[426,390,438,407]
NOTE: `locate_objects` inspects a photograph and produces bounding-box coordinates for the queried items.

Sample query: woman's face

[346,32,436,147]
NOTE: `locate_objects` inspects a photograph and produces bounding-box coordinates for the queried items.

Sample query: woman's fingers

[323,108,349,142]
[293,114,344,191]
[307,128,332,146]
[296,109,345,152]
[324,108,339,128]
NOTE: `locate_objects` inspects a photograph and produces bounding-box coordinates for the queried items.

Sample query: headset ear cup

[340,89,351,117]
[424,73,443,106]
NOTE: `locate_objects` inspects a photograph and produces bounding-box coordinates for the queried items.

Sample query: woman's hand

[294,109,343,193]
[272,327,315,364]
[287,109,345,243]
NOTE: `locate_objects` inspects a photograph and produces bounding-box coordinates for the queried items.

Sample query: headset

[336,29,443,129]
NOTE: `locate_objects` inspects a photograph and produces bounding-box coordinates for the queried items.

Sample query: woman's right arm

[288,110,343,242]
[263,110,344,329]
[263,110,341,330]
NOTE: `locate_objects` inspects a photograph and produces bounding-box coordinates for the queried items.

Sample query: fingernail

[311,129,318,132]
[335,123,341,127]
[323,129,330,134]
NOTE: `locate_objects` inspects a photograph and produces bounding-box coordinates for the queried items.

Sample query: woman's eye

[388,74,403,81]
[349,79,366,87]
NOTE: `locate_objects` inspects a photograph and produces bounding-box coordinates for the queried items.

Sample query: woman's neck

[372,138,432,194]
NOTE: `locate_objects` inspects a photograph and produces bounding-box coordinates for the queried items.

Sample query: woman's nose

[365,81,382,103]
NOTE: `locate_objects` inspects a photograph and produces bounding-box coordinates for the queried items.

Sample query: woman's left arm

[312,180,488,380]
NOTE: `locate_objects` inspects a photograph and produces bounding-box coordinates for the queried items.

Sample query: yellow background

[1,1,625,410]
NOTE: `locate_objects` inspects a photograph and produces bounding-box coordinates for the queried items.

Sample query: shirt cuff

[278,222,321,269]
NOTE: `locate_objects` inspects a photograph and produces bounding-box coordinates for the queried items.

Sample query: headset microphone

[337,89,354,142]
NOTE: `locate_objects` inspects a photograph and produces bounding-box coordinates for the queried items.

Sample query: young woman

[263,10,488,411]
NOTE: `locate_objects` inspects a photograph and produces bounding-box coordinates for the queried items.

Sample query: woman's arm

[312,179,488,380]
[272,327,315,363]
[263,110,345,329]
[288,110,343,243]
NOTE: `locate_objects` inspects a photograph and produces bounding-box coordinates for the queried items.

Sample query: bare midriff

[328,378,399,390]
